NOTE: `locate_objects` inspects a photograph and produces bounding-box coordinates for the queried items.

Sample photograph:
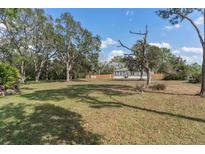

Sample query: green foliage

[156,9,202,25]
[126,42,163,73]
[111,56,126,63]
[0,63,19,89]
[164,73,187,80]
[188,63,202,83]
[155,49,190,80]
[1,9,101,82]
[147,45,164,71]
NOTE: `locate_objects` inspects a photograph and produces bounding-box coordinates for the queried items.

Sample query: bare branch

[129,30,145,36]
[118,40,136,52]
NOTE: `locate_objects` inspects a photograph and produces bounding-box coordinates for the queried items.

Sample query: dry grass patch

[0,79,205,144]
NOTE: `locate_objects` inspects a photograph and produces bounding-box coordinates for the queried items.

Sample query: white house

[113,68,147,79]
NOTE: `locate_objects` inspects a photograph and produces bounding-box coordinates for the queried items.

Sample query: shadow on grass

[79,95,205,123]
[0,103,101,144]
[21,84,134,101]
[20,83,205,124]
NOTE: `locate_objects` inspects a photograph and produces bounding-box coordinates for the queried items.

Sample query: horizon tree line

[0,8,101,83]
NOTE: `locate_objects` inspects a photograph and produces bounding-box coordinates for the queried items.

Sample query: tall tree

[55,12,81,82]
[0,9,33,83]
[77,30,101,76]
[31,9,55,82]
[119,26,153,86]
[156,8,205,96]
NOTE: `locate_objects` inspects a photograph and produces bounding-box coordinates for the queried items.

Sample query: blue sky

[44,8,204,64]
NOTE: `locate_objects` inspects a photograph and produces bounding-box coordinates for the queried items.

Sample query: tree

[55,12,82,82]
[0,9,33,83]
[1,9,101,82]
[77,30,101,76]
[119,26,155,86]
[156,8,205,96]
[188,63,202,83]
[31,9,55,82]
[55,13,101,81]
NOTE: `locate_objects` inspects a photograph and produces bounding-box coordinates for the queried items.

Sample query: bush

[0,63,20,94]
[188,73,201,83]
[150,83,166,90]
[164,72,187,80]
[187,63,202,83]
[135,84,145,92]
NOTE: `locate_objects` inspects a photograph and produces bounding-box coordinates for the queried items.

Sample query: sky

[44,8,204,64]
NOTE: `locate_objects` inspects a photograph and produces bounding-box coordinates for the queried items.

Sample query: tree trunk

[34,60,39,82]
[199,9,205,96]
[35,71,41,82]
[66,62,71,82]
[140,69,143,80]
[20,60,25,83]
[34,60,44,82]
[0,86,5,96]
[200,46,205,96]
[145,68,151,86]
[45,60,49,81]
[1,91,5,96]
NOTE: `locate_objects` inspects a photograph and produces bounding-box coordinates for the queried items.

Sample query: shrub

[164,72,187,80]
[0,63,20,95]
[150,83,166,90]
[188,73,201,83]
[135,84,145,92]
[187,63,202,83]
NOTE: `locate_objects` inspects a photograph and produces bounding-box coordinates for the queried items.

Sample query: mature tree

[55,12,82,82]
[55,13,101,81]
[156,8,205,96]
[77,30,101,76]
[1,9,101,82]
[31,9,56,82]
[0,9,33,83]
[119,26,157,86]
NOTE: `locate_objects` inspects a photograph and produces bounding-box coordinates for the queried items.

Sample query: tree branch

[176,12,204,47]
[118,40,136,52]
[129,30,145,36]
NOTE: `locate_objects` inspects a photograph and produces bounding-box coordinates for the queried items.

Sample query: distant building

[113,68,147,79]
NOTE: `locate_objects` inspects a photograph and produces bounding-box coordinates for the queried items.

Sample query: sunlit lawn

[0,79,205,144]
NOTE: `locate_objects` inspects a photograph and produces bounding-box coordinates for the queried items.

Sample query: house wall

[113,75,147,79]
[113,71,147,79]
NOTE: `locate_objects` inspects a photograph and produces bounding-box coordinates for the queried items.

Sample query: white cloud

[181,55,202,64]
[107,50,125,61]
[172,46,203,64]
[101,37,118,49]
[172,50,181,54]
[181,46,202,54]
[164,24,181,30]
[194,16,203,25]
[149,42,171,49]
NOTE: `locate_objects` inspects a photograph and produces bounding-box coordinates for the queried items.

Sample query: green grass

[0,79,205,144]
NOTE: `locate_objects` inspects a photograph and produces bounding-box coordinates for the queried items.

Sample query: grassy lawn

[0,79,205,144]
